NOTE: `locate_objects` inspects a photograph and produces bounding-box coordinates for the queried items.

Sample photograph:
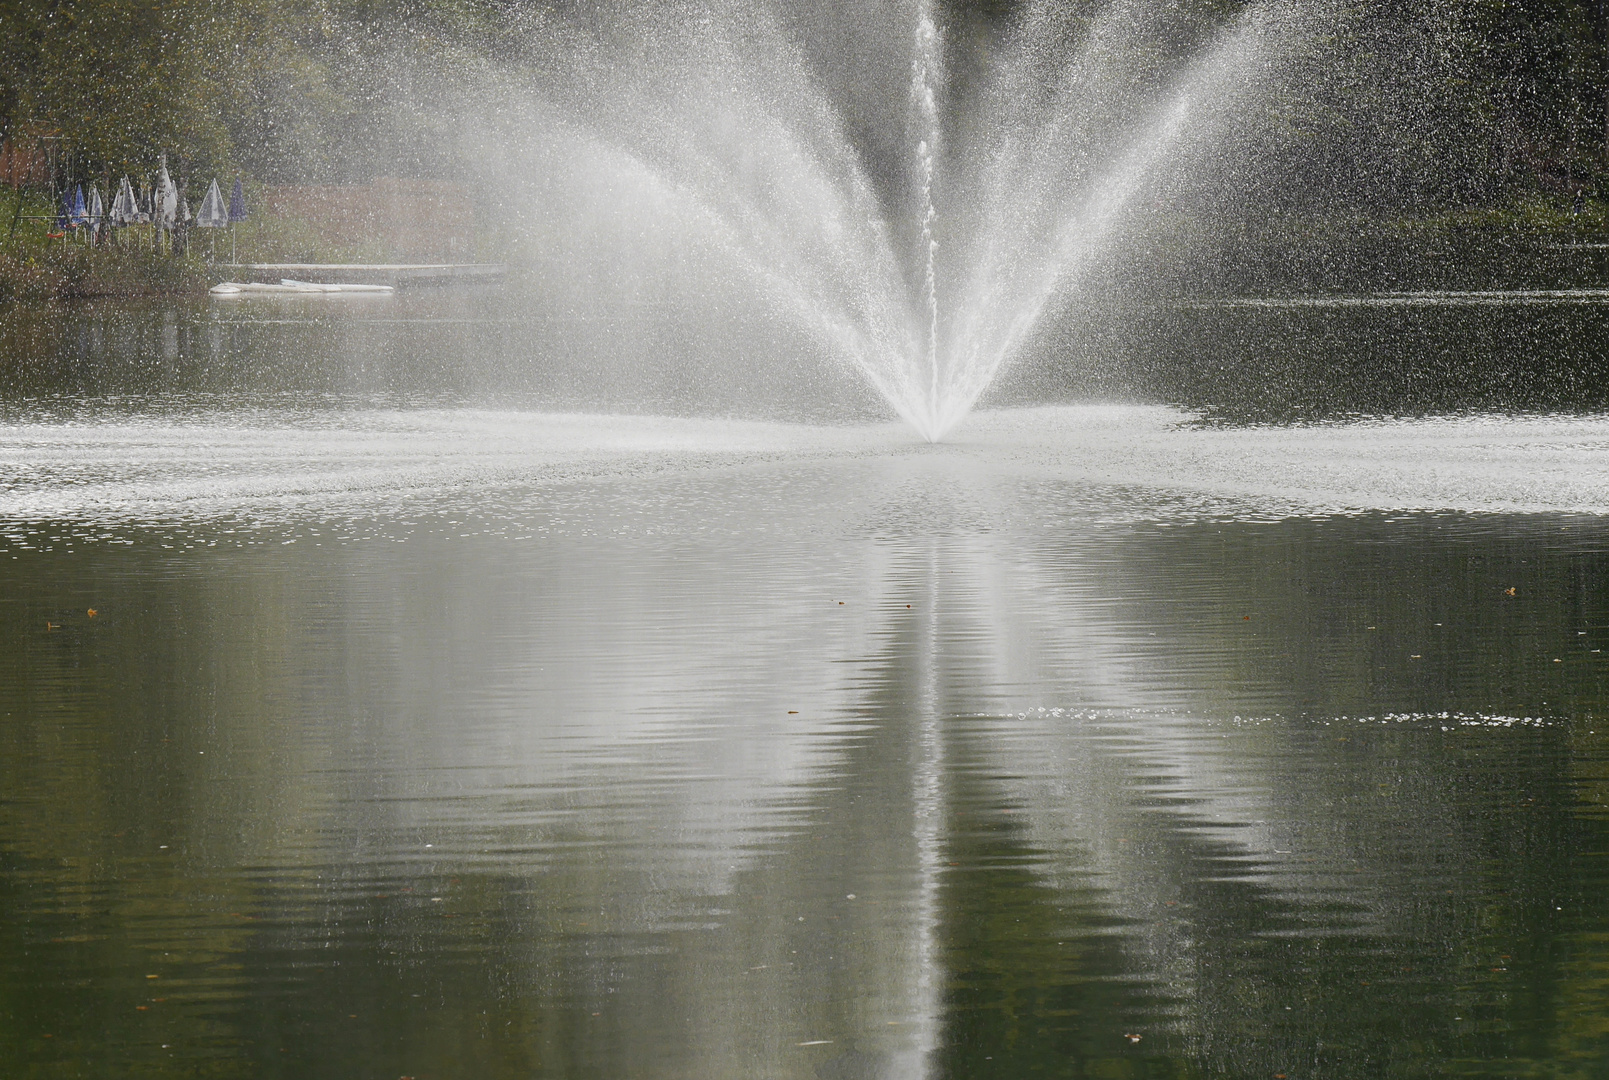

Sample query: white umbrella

[110,177,133,225]
[157,160,177,227]
[195,179,228,228]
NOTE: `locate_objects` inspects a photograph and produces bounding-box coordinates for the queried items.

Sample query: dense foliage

[1286,1,1609,210]
[1,0,1608,209]
[0,0,507,183]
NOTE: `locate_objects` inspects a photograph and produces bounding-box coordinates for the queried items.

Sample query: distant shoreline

[0,247,211,303]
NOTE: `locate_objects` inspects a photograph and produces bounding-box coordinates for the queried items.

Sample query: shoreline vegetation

[0,247,211,303]
[6,195,1609,305]
[7,0,1609,306]
[0,184,484,303]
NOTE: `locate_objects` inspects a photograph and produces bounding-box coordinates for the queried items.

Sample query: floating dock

[217,263,509,286]
[211,280,395,296]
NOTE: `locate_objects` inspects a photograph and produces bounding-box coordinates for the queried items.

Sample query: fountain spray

[911,2,945,441]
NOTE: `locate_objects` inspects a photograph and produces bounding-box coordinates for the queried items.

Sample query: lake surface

[2,293,1609,1079]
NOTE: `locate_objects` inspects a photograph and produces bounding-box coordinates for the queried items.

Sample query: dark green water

[2,295,1608,1078]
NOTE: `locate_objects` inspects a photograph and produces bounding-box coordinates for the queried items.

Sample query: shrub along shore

[0,186,408,302]
[0,247,212,303]
[4,192,1609,305]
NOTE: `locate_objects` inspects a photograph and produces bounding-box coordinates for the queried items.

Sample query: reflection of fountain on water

[905,540,948,1079]
[474,0,1294,441]
[4,409,1605,1076]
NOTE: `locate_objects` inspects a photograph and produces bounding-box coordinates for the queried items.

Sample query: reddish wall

[0,136,51,188]
[263,178,475,261]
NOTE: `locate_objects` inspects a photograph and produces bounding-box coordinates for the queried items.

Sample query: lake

[2,290,1607,1079]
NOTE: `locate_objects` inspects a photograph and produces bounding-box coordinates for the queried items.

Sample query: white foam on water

[953,406,1609,516]
[0,410,900,524]
[1,404,1606,527]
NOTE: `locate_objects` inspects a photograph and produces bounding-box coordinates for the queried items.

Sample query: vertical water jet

[911,3,944,441]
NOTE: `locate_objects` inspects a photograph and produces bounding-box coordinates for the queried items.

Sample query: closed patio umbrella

[196,179,228,227]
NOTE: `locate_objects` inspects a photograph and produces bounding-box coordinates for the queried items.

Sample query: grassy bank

[0,245,215,303]
[1,189,213,301]
[7,184,1609,304]
[0,183,444,303]
[0,214,408,303]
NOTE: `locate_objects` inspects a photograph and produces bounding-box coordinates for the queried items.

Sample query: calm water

[3,293,1609,1079]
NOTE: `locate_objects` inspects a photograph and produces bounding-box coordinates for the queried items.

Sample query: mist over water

[458,0,1305,439]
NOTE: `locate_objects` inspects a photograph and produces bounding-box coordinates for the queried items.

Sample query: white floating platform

[217,262,509,285]
[210,280,395,296]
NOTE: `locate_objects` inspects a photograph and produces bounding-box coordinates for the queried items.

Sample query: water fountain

[8,5,1609,1080]
[468,0,1299,440]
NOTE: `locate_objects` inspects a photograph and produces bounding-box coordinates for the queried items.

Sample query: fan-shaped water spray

[473,0,1297,440]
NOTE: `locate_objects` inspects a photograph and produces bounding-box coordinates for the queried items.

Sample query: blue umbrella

[56,190,72,231]
[228,178,247,223]
[70,185,87,227]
